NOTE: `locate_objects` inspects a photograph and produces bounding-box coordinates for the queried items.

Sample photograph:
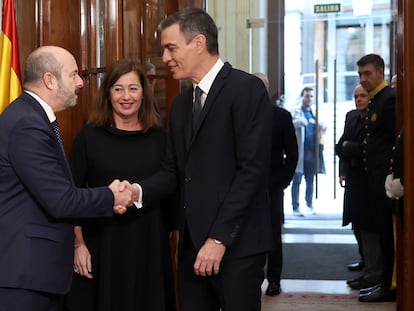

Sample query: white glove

[385,174,404,199]
[385,174,393,197]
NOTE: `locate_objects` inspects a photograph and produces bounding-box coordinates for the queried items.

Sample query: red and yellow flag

[0,0,22,114]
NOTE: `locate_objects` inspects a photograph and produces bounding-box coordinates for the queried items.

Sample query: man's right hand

[108,179,134,214]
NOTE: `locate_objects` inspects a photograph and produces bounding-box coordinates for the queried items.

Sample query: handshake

[108,179,141,214]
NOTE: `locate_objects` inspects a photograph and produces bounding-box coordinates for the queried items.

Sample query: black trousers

[178,225,266,311]
[266,188,284,284]
[360,224,394,287]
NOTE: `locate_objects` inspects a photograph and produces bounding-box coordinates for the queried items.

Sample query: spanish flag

[0,0,22,114]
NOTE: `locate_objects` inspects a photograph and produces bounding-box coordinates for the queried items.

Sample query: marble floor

[260,194,396,311]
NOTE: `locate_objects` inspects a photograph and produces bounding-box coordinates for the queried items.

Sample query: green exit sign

[314,3,341,14]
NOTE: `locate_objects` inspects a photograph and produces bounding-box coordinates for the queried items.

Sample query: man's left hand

[194,238,226,276]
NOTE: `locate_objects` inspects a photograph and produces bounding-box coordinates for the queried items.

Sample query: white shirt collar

[194,58,224,95]
[24,90,56,123]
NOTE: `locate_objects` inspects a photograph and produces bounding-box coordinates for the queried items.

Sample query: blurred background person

[64,59,177,311]
[146,61,157,95]
[290,87,326,216]
[254,73,298,296]
[146,60,167,127]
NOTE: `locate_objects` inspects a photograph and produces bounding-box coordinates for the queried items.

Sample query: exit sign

[314,3,341,14]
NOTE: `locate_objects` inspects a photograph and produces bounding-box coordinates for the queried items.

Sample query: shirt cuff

[132,183,143,209]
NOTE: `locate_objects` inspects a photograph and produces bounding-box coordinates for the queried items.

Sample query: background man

[336,84,370,283]
[254,72,298,296]
[355,53,396,303]
[290,87,326,216]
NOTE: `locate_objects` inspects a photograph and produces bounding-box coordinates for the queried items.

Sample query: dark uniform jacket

[361,85,395,230]
[336,109,367,227]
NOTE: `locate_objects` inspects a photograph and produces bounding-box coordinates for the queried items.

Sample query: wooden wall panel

[15,0,37,72]
[178,0,204,9]
[40,0,84,157]
[106,0,123,62]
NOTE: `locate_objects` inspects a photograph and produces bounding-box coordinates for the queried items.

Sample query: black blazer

[0,92,114,295]
[269,106,298,190]
[337,86,396,231]
[141,62,273,257]
[336,109,367,226]
[336,109,365,176]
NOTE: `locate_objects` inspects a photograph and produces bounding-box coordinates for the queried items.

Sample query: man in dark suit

[0,46,134,311]
[336,84,370,286]
[354,53,396,302]
[135,8,273,311]
[266,102,298,296]
[254,73,298,296]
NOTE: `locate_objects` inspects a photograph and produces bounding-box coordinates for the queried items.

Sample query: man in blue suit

[134,8,273,311]
[0,45,135,311]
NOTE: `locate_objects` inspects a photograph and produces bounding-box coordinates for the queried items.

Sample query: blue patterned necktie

[51,120,65,154]
[193,86,203,130]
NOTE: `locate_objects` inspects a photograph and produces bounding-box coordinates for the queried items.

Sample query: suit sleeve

[9,118,114,219]
[209,76,273,245]
[272,108,298,189]
[280,110,299,188]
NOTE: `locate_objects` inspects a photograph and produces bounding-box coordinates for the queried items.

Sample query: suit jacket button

[185,177,191,183]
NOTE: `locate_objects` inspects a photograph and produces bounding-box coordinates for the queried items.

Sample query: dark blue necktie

[193,86,203,130]
[51,120,65,154]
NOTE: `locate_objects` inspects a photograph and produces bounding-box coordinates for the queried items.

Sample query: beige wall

[207,0,267,74]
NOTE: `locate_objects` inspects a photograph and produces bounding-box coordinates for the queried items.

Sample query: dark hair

[356,54,385,71]
[88,59,161,131]
[158,8,219,55]
[300,86,313,97]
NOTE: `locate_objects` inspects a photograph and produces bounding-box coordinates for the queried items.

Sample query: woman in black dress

[65,59,177,311]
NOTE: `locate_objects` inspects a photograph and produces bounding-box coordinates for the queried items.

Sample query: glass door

[283,0,392,210]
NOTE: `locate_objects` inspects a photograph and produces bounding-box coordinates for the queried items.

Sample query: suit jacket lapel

[183,88,193,152]
[22,92,74,182]
[190,62,231,143]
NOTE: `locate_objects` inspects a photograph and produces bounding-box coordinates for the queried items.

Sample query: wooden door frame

[399,0,414,310]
